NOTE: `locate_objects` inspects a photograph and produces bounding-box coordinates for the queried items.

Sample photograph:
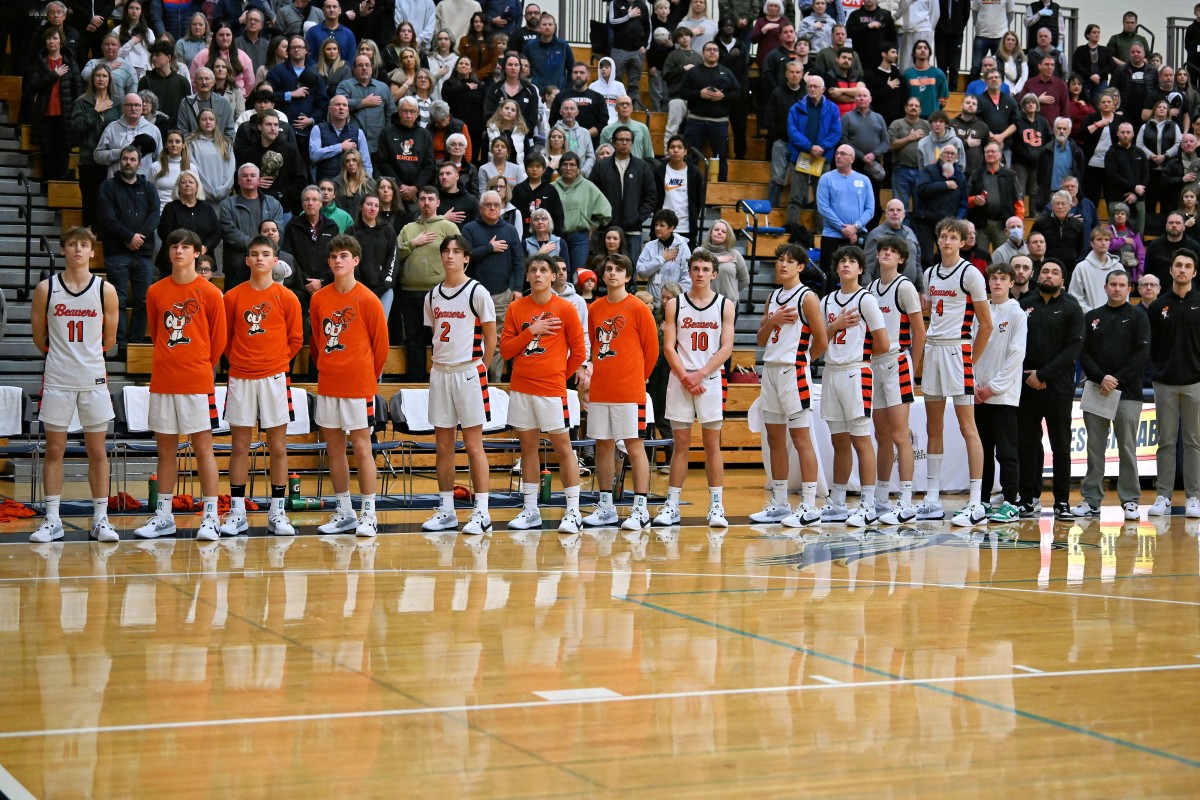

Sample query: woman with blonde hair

[697,219,749,302]
[335,149,377,213]
[154,129,191,210]
[316,38,351,93]
[156,170,220,275]
[488,174,523,238]
[185,108,235,201]
[210,58,246,119]
[486,98,531,166]
[996,31,1028,95]
[427,30,458,99]
[70,63,121,227]
[543,126,569,178]
[388,46,421,102]
[175,13,210,68]
[356,39,386,80]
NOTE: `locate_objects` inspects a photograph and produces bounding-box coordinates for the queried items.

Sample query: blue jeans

[564,231,591,278]
[378,288,394,322]
[105,252,153,348]
[970,36,1001,81]
[685,118,729,180]
[892,165,920,213]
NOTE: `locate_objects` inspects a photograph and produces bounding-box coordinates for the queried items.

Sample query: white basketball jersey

[822,288,884,367]
[923,259,986,341]
[424,279,497,365]
[43,275,108,391]
[762,285,814,366]
[674,291,727,372]
[870,275,922,355]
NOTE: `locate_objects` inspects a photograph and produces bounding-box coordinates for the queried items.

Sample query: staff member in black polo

[1018,258,1085,520]
[1145,248,1200,518]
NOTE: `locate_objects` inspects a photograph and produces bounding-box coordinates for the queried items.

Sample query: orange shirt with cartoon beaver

[223,282,304,379]
[587,293,659,404]
[500,293,586,397]
[308,281,389,399]
[145,275,227,394]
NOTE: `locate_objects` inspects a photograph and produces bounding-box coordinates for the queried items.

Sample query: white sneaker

[874,499,894,516]
[558,508,583,534]
[1187,497,1200,518]
[30,519,64,543]
[1071,501,1100,518]
[846,504,878,527]
[782,503,822,528]
[91,519,119,542]
[219,512,247,536]
[1123,501,1140,521]
[134,514,176,539]
[355,513,378,537]
[880,503,917,525]
[582,506,619,527]
[462,509,492,534]
[267,512,295,536]
[508,508,543,530]
[951,502,988,527]
[1147,496,1172,517]
[749,502,791,523]
[196,515,220,541]
[621,505,650,531]
[707,503,729,528]
[915,499,945,520]
[422,509,459,531]
[318,508,358,534]
[820,503,849,523]
[653,503,681,526]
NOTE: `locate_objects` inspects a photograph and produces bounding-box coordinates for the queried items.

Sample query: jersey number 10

[689,331,709,350]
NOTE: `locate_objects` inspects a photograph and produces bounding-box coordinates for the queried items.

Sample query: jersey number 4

[934,299,944,317]
[66,320,85,342]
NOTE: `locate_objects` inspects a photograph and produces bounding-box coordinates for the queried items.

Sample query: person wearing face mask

[991,215,1029,264]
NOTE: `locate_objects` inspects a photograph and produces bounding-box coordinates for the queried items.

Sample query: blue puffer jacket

[786,95,841,165]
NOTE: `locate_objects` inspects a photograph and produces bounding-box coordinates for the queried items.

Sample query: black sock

[271,484,286,498]
[230,484,246,497]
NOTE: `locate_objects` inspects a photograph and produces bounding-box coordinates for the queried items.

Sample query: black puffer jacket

[347,221,397,296]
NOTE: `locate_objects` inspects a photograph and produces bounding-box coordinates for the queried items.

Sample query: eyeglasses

[195,266,213,275]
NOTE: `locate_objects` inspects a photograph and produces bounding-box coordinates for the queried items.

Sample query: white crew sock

[900,481,914,505]
[202,496,218,520]
[599,491,614,509]
[336,491,353,513]
[231,495,246,515]
[709,487,723,506]
[439,491,454,512]
[861,486,876,510]
[92,498,108,524]
[361,494,376,516]
[476,492,489,515]
[771,480,787,506]
[831,483,847,506]
[926,454,943,503]
[45,495,61,523]
[667,486,682,506]
[633,494,647,510]
[157,496,173,517]
[802,482,817,507]
[522,482,538,511]
[270,496,285,516]
[968,479,982,506]
[875,481,891,504]
[564,484,580,512]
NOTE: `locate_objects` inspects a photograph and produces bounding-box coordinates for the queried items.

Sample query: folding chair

[59,404,119,505]
[112,386,192,499]
[0,387,41,504]
[738,198,788,314]
[612,392,672,498]
[390,388,441,505]
[279,387,328,496]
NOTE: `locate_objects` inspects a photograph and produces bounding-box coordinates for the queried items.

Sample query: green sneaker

[988,501,1019,523]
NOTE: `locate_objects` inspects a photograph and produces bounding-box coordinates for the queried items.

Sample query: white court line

[808,675,842,684]
[2,662,1198,741]
[1012,664,1044,673]
[0,762,37,800]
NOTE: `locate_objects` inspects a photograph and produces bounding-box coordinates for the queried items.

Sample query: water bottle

[289,497,324,511]
[288,472,301,501]
[147,473,158,509]
[539,468,552,504]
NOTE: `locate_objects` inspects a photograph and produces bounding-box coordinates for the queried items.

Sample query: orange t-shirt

[309,281,389,399]
[499,293,586,397]
[223,282,304,379]
[587,293,660,404]
[145,275,227,394]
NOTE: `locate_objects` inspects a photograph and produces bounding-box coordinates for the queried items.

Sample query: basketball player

[920,217,993,526]
[655,250,736,527]
[420,235,498,535]
[870,239,926,524]
[134,229,228,540]
[499,253,588,533]
[309,234,390,538]
[750,243,828,527]
[580,253,660,530]
[29,227,120,543]
[219,236,304,536]
[820,246,890,527]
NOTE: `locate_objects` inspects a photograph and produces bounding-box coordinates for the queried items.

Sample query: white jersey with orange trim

[674,291,728,372]
[43,274,108,391]
[870,275,922,356]
[821,288,884,367]
[762,284,815,366]
[923,259,986,342]
[423,279,497,366]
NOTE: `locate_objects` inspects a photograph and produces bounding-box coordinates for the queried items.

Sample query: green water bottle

[288,472,301,501]
[289,497,324,511]
[147,473,158,509]
[539,468,552,504]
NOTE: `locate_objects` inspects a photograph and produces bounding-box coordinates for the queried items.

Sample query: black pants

[398,289,429,381]
[934,30,965,87]
[39,116,70,181]
[819,235,849,294]
[1017,388,1074,506]
[78,163,108,229]
[977,403,1019,504]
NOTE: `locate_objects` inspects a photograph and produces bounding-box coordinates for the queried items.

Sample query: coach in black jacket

[1104,120,1149,233]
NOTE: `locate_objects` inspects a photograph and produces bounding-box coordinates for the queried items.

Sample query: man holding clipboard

[1074,269,1150,521]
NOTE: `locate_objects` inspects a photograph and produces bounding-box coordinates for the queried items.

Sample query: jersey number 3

[66,320,85,343]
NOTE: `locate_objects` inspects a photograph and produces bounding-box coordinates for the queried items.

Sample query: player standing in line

[420,235,498,535]
[820,246,890,527]
[499,253,588,533]
[869,239,926,524]
[30,227,120,543]
[580,253,660,530]
[309,235,390,538]
[749,243,828,527]
[134,229,228,540]
[919,217,993,526]
[655,250,736,528]
[219,236,304,536]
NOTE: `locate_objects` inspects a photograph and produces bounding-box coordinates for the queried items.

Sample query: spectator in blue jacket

[522,13,575,93]
[304,0,357,66]
[816,144,874,287]
[787,74,841,230]
[912,145,969,266]
[485,0,523,37]
[267,35,328,160]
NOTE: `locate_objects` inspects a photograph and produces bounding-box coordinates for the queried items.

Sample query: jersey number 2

[66,320,84,343]
[439,321,451,342]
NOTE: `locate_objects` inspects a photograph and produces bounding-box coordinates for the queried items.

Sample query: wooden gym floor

[0,473,1198,798]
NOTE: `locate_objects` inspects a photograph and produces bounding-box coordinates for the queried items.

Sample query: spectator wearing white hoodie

[589,57,627,126]
[1069,225,1122,311]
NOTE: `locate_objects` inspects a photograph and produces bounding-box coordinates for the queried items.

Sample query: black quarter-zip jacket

[1081,302,1150,397]
[1020,289,1085,394]
[1148,286,1200,385]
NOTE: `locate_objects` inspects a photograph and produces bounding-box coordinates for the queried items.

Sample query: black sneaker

[1017,500,1038,519]
[1053,502,1075,521]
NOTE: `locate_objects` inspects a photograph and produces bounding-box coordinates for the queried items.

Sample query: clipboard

[794,153,826,176]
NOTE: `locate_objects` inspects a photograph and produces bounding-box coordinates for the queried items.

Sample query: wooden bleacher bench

[47,180,81,208]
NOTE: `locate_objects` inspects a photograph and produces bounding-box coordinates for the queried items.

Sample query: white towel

[0,386,24,437]
[122,386,151,433]
[287,387,310,435]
